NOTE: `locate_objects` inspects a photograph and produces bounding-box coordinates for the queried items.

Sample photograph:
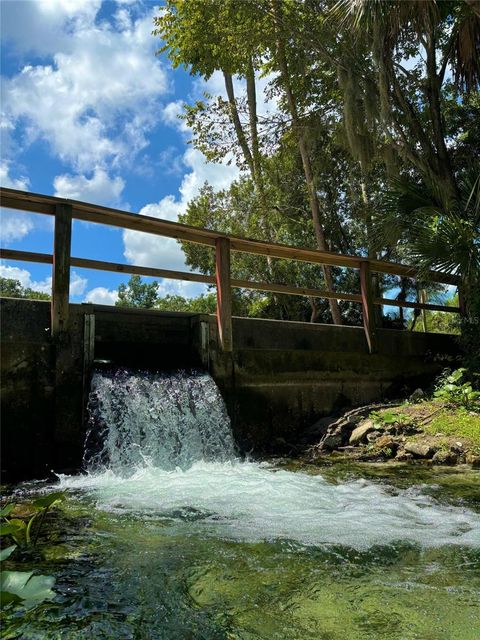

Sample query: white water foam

[61,368,480,550]
[57,461,480,549]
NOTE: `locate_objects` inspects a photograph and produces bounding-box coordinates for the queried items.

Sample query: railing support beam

[52,204,72,337]
[360,261,377,354]
[215,237,233,352]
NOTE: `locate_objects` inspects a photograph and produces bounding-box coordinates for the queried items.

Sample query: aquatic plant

[0,493,62,608]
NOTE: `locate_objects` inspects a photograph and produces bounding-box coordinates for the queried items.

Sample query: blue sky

[0,0,240,304]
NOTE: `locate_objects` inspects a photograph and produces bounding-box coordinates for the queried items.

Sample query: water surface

[2,369,479,638]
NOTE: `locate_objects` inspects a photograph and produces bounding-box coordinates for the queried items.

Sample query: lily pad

[0,545,17,562]
[0,570,55,607]
[0,504,15,518]
[32,493,64,510]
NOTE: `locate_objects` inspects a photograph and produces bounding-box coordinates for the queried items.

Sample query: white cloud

[53,168,125,206]
[0,161,29,190]
[0,210,34,244]
[2,6,168,173]
[161,100,189,133]
[0,162,34,243]
[84,286,118,305]
[69,271,88,296]
[0,264,87,297]
[123,150,239,271]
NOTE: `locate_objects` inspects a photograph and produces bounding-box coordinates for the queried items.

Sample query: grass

[424,409,480,448]
[370,402,480,454]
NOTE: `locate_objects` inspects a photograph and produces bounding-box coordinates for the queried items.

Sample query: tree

[0,277,50,301]
[332,0,480,210]
[116,276,160,308]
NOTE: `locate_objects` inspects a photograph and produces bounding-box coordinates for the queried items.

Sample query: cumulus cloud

[2,5,168,173]
[53,168,125,206]
[0,264,87,297]
[0,211,34,244]
[84,286,119,305]
[0,161,29,190]
[123,149,239,271]
[0,162,34,243]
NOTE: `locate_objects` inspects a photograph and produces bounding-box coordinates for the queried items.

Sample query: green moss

[424,410,480,449]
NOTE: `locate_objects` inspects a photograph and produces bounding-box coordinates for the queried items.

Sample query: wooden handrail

[0,187,462,352]
[0,187,459,284]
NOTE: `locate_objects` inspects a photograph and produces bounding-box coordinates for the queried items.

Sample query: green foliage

[433,368,480,410]
[1,492,63,548]
[422,409,480,450]
[0,571,55,609]
[116,275,160,308]
[0,277,50,301]
[370,410,405,426]
[0,493,62,609]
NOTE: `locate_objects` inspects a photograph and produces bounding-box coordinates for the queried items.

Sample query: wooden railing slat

[0,186,459,285]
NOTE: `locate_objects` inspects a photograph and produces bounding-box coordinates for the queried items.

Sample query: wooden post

[360,261,377,354]
[52,203,72,336]
[420,289,428,332]
[215,237,233,352]
[458,282,467,317]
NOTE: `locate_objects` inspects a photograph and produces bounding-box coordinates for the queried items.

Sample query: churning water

[58,368,480,550]
[6,368,480,639]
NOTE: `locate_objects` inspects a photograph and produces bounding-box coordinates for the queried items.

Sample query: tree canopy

[127,1,479,357]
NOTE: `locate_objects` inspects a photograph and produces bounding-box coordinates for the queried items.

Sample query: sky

[0,0,241,305]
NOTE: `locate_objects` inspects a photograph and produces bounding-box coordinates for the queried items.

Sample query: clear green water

[2,462,479,640]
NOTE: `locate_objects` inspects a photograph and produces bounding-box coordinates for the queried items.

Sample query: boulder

[409,388,425,403]
[466,454,480,469]
[431,450,458,465]
[349,420,377,445]
[320,429,344,451]
[404,441,436,458]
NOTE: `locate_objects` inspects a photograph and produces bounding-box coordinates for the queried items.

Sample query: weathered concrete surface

[1,299,459,480]
[208,317,459,452]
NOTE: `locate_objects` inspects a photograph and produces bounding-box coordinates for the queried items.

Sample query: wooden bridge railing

[0,187,461,353]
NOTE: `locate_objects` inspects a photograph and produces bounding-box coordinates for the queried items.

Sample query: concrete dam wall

[1,297,459,481]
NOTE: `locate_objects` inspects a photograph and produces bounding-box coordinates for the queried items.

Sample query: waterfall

[84,368,236,474]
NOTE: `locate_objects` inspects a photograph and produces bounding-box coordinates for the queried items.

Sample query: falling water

[58,367,480,550]
[84,368,236,473]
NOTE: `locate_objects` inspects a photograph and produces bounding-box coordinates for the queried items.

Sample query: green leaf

[0,504,15,518]
[0,590,23,606]
[0,571,55,607]
[0,522,24,537]
[0,545,16,562]
[32,493,64,510]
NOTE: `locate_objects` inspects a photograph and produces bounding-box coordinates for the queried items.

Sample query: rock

[395,449,414,462]
[375,435,399,453]
[409,388,424,402]
[466,454,480,469]
[320,430,343,451]
[366,431,380,443]
[404,441,436,458]
[432,450,458,465]
[349,420,377,445]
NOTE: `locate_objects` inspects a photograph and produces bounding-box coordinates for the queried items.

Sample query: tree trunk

[223,71,255,176]
[271,0,342,325]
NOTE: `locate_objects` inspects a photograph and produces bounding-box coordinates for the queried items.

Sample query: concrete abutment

[1,298,459,481]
